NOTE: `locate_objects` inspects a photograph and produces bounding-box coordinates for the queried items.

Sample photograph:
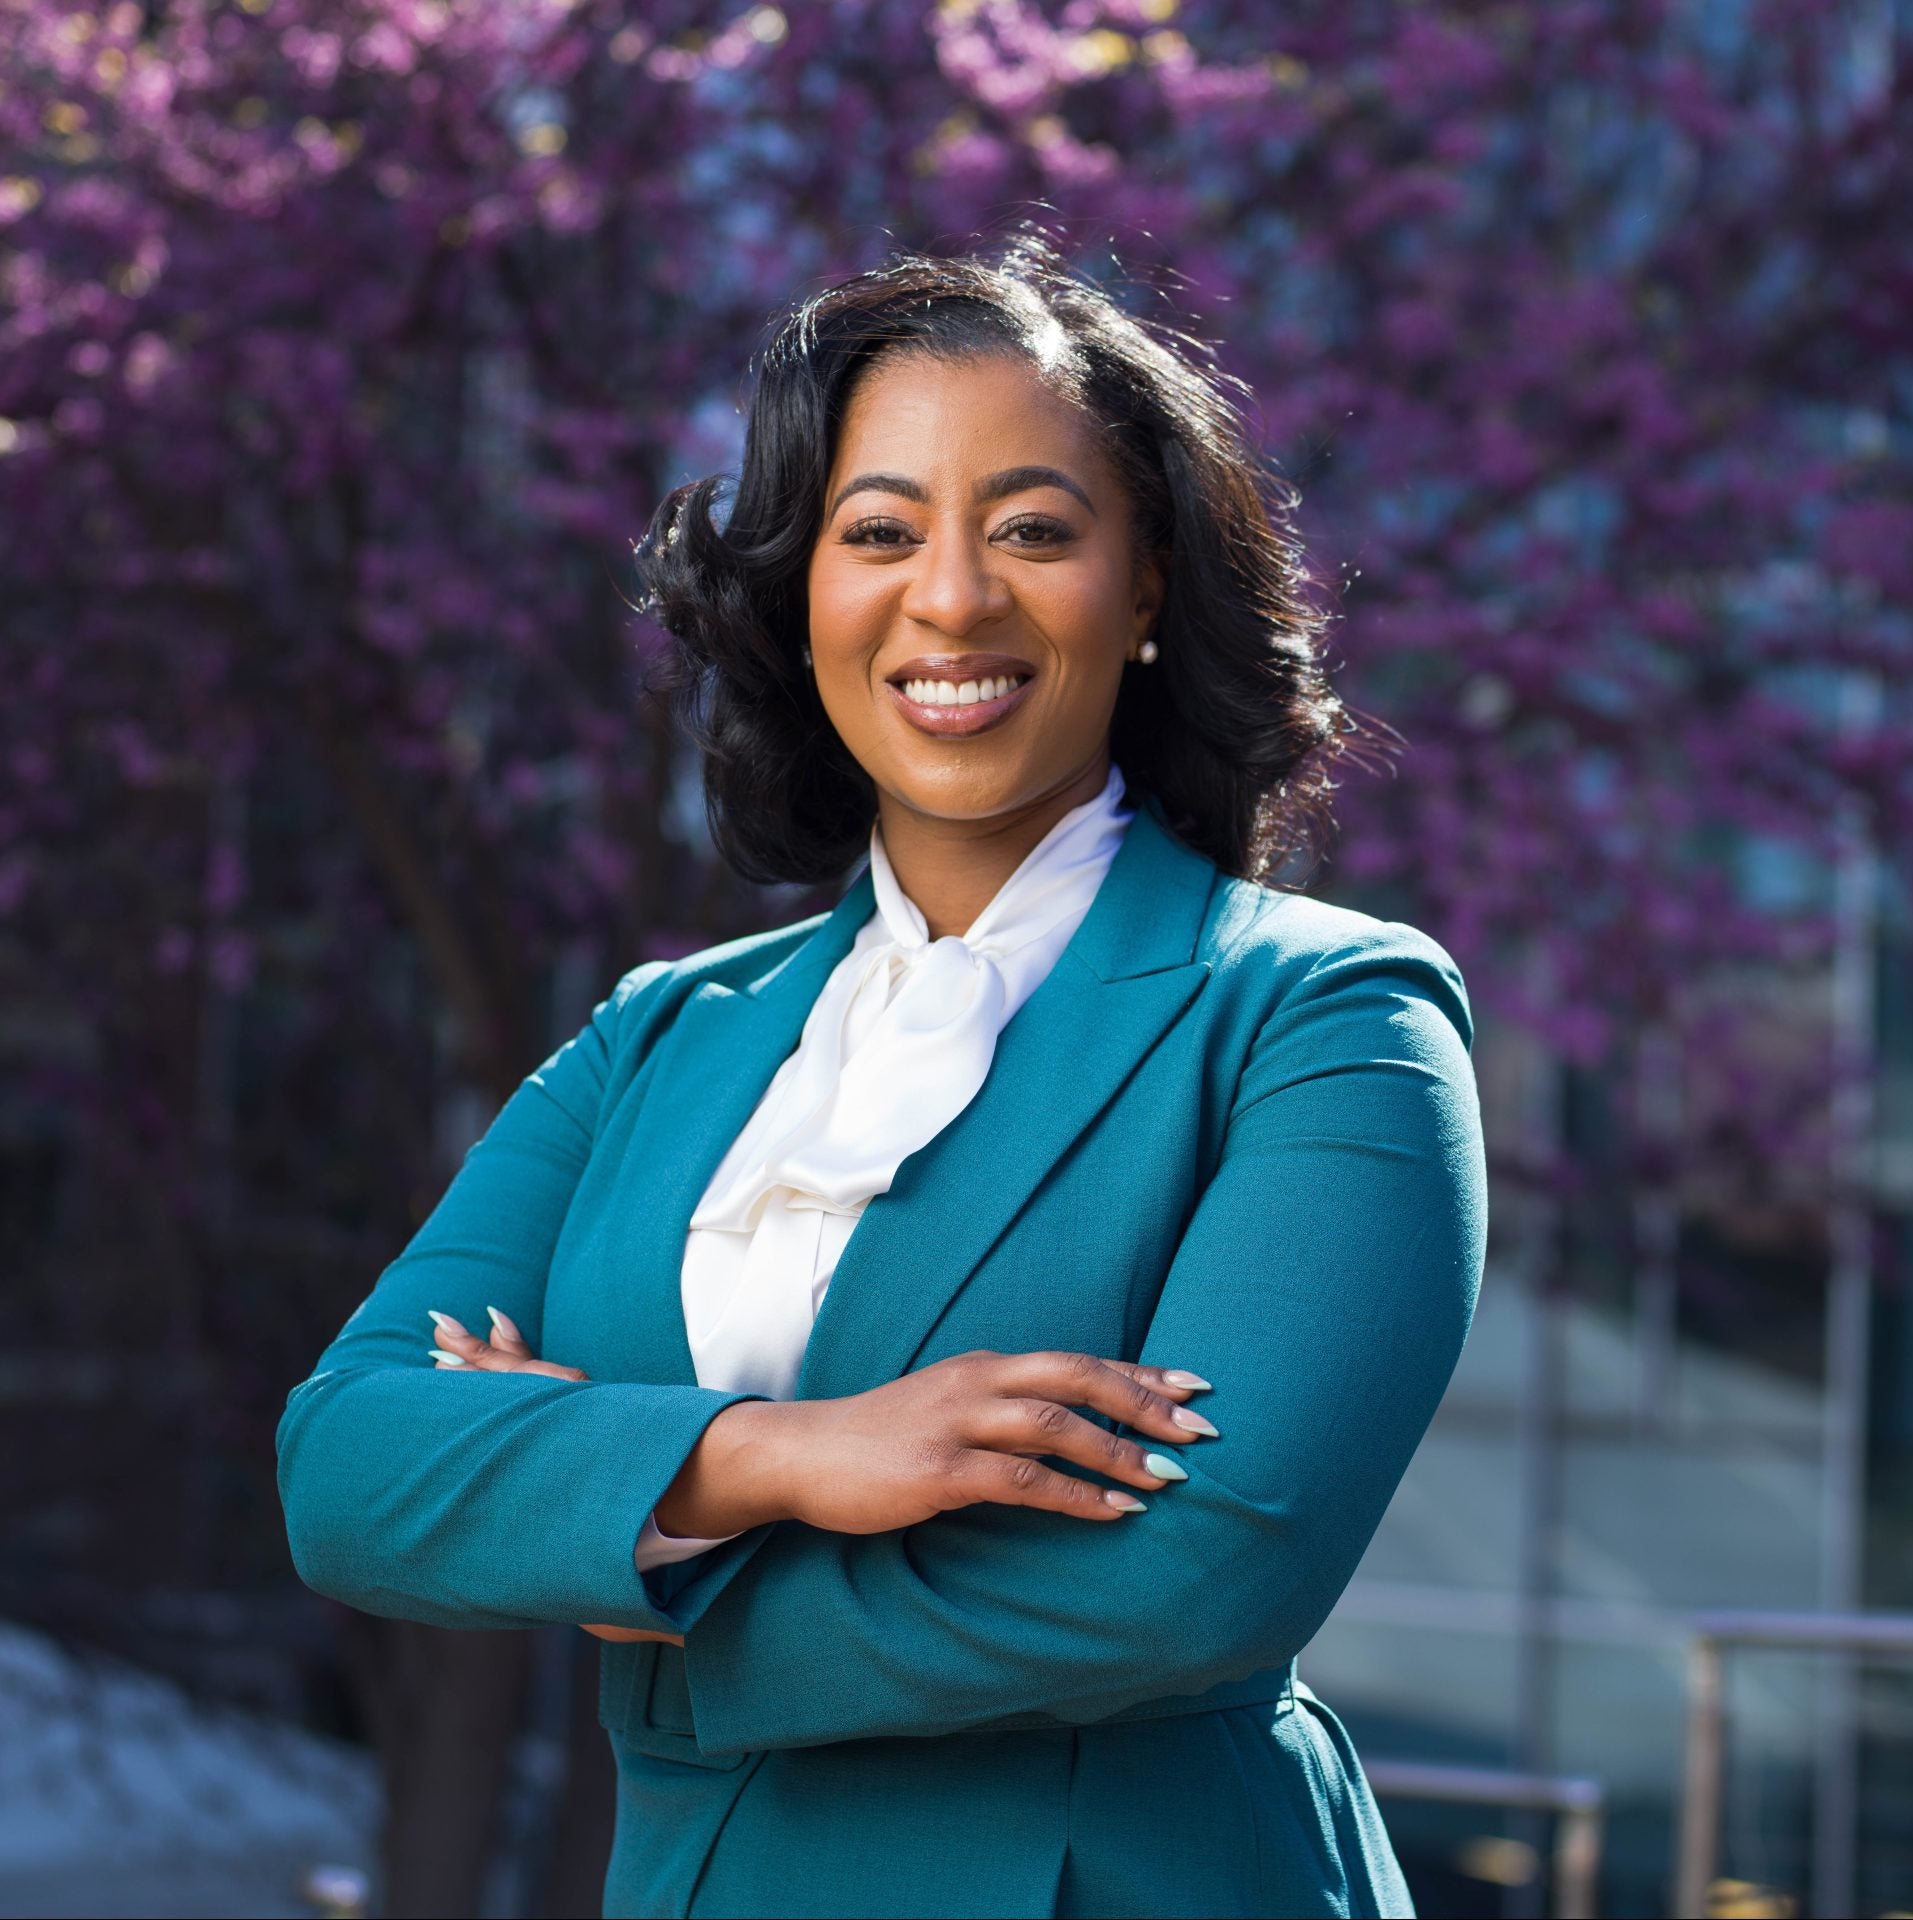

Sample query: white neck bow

[689,763,1134,1234]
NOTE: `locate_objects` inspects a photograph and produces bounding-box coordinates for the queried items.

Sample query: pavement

[0,1619,377,1918]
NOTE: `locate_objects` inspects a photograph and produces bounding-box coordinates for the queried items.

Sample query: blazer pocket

[596,1638,750,1772]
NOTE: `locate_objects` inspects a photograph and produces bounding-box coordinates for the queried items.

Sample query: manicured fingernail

[1171,1408,1219,1436]
[1142,1452,1188,1483]
[430,1348,467,1366]
[1104,1491,1148,1512]
[427,1310,468,1337]
[1161,1370,1212,1391]
[486,1305,520,1342]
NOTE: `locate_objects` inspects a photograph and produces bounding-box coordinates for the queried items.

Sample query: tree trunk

[538,1638,620,1920]
[341,1614,532,1917]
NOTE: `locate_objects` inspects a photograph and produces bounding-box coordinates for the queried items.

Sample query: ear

[1128,547,1168,655]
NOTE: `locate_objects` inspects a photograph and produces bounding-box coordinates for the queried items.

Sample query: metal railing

[1365,1758,1606,1918]
[1675,1609,1913,1919]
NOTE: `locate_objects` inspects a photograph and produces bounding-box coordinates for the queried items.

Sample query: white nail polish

[430,1348,467,1366]
[486,1305,520,1342]
[427,1310,466,1336]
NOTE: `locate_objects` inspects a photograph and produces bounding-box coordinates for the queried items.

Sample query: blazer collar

[751,790,1212,1002]
[607,796,1218,1397]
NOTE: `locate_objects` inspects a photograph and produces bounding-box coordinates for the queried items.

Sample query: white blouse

[634,761,1136,1570]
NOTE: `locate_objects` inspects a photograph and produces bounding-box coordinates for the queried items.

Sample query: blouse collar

[864,760,1134,971]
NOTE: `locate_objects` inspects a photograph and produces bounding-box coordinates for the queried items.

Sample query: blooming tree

[3,0,1906,1905]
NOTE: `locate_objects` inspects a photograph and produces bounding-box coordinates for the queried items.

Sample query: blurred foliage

[0,0,1907,1579]
[3,6,1907,1908]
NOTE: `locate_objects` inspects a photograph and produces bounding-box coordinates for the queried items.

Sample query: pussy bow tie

[688,763,1134,1235]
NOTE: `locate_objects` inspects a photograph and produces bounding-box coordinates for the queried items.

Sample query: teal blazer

[277,796,1487,1919]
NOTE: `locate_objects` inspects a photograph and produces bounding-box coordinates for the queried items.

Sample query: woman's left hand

[427,1306,686,1648]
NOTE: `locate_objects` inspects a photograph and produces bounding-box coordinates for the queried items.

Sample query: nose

[897,526,1013,636]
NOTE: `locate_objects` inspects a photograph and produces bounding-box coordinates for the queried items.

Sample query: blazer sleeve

[658,921,1489,1753]
[274,963,768,1635]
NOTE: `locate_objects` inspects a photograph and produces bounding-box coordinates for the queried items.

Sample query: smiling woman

[276,232,1486,1920]
[798,347,1164,930]
[637,237,1348,912]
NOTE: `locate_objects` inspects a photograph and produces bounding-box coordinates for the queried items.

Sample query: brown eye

[996,515,1075,548]
[842,517,917,548]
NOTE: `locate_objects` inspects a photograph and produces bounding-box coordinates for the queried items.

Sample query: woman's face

[806,349,1163,831]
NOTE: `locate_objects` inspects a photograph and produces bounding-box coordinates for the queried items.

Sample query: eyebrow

[827,464,1096,520]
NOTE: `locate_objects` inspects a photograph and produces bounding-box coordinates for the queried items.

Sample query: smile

[885,659,1037,738]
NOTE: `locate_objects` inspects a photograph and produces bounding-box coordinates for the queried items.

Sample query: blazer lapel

[610,864,876,1388]
[796,799,1217,1402]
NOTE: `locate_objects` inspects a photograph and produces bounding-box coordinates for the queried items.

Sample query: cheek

[807,554,891,639]
[1032,551,1134,651]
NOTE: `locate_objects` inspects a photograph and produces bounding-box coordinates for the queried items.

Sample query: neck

[876,751,1111,940]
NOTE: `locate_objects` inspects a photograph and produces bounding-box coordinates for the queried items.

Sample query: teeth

[901,674,1026,707]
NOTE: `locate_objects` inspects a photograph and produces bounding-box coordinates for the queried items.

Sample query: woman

[276,236,1487,1919]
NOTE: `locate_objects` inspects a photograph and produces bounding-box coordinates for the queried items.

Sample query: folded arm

[274,965,768,1635]
[663,927,1488,1753]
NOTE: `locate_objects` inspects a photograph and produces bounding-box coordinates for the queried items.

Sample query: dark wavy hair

[633,231,1353,888]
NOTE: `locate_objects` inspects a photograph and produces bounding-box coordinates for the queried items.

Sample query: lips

[887,668,1037,741]
[885,651,1036,689]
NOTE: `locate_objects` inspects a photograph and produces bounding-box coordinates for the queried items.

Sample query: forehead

[831,348,1101,472]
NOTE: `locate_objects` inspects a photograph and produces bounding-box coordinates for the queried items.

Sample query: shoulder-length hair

[633,231,1351,888]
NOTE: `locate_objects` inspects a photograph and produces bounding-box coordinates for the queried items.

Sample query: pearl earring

[1137,638,1160,665]
[802,646,813,668]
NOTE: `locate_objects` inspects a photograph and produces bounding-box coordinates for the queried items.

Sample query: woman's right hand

[655,1350,1217,1541]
